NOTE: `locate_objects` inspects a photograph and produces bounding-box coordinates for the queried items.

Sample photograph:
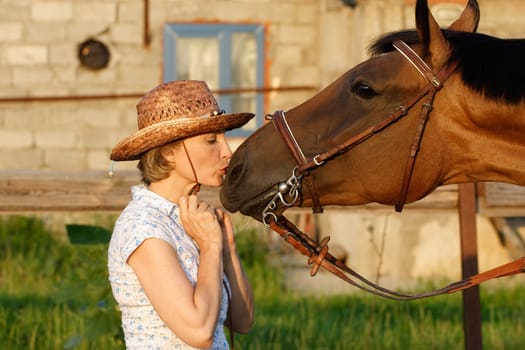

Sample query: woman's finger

[187,194,199,211]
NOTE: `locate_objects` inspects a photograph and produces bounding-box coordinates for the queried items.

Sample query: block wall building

[2,0,523,171]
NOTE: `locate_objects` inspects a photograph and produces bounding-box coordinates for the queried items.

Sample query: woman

[108,80,255,349]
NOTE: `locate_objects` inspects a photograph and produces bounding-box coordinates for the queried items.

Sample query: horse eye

[352,82,376,99]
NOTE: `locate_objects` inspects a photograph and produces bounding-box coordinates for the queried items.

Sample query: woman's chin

[201,178,223,188]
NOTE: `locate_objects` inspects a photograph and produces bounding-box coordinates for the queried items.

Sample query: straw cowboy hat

[110,80,255,161]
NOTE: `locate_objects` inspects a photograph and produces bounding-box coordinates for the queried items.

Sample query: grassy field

[0,215,523,350]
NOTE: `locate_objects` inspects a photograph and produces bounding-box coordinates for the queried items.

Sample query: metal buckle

[262,167,302,226]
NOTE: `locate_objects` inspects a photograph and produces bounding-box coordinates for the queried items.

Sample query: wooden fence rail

[0,169,459,213]
[1,170,525,215]
[0,169,221,212]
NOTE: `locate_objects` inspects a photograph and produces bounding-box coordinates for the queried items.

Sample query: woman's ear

[160,141,181,166]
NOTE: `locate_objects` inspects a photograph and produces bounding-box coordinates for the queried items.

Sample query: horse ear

[415,0,450,69]
[447,0,480,32]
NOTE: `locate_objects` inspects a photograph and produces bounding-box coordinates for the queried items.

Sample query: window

[164,23,265,136]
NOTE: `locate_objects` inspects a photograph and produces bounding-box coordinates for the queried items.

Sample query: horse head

[221,0,525,221]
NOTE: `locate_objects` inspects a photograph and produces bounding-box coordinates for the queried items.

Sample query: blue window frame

[164,23,265,136]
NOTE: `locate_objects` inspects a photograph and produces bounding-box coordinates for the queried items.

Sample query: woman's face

[174,132,232,188]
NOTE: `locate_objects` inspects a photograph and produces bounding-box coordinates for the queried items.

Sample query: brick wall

[0,0,523,171]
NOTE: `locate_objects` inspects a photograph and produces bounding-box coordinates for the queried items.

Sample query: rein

[262,40,525,300]
[267,216,525,300]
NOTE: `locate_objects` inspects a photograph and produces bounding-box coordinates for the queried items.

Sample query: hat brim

[110,112,255,161]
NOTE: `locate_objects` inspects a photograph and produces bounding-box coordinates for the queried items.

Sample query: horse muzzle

[220,184,281,221]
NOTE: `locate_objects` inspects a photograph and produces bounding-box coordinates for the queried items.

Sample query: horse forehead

[351,53,416,82]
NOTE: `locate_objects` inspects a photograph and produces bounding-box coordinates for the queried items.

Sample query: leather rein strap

[264,40,525,299]
[268,216,525,300]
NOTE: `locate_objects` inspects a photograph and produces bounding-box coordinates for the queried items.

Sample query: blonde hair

[137,141,179,185]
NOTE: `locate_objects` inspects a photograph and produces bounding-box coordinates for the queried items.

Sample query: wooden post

[458,183,482,350]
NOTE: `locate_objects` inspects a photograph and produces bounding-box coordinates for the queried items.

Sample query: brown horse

[220,0,525,222]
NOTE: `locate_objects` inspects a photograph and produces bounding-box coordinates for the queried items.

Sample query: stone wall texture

[2,0,524,171]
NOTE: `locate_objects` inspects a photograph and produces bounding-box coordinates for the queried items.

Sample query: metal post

[458,183,482,350]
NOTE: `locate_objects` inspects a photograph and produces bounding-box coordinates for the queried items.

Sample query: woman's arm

[218,210,255,333]
[128,195,225,349]
[129,238,223,348]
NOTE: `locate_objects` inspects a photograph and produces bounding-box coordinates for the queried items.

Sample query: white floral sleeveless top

[108,185,230,349]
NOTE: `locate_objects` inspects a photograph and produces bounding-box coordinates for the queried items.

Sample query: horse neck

[437,96,525,187]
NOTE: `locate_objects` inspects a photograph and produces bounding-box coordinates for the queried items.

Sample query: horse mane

[369,29,525,104]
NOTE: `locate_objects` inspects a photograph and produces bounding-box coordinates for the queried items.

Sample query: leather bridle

[261,40,525,300]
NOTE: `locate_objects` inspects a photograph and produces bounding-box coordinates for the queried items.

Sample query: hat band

[186,109,225,122]
[210,109,225,116]
[141,109,227,129]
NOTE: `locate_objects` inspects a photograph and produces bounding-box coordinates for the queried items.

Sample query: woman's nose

[223,145,232,159]
[219,136,233,159]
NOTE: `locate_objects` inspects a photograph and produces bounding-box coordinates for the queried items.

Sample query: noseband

[261,40,525,300]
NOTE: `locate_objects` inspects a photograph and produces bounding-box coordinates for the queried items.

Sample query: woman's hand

[179,195,223,249]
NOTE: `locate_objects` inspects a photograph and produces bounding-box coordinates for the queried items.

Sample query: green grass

[234,289,525,350]
[0,215,523,349]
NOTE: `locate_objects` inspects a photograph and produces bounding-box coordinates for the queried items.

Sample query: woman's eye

[206,138,217,144]
[352,82,376,99]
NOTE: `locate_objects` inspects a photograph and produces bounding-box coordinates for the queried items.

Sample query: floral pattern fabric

[108,185,230,349]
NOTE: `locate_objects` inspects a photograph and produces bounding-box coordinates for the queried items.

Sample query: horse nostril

[222,157,245,185]
[225,161,244,185]
[220,158,247,212]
